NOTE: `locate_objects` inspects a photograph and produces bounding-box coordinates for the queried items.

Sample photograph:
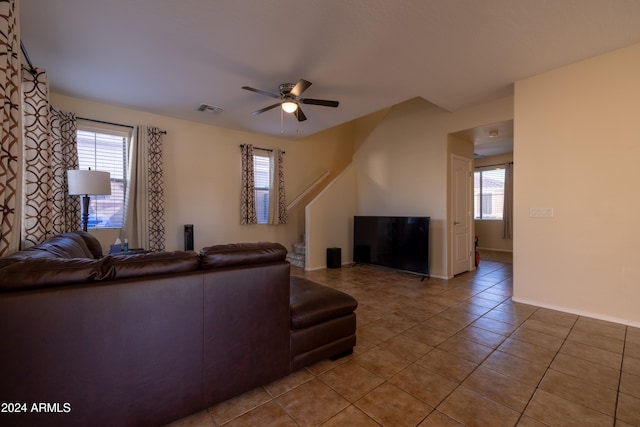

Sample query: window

[253,152,271,224]
[474,167,505,220]
[76,128,128,228]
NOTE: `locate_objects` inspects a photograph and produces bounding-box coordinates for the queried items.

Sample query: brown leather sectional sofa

[0,232,357,426]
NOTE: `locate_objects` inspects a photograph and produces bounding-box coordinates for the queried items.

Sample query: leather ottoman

[289,276,357,371]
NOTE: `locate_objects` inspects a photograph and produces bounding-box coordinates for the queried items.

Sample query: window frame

[252,150,272,225]
[474,166,506,221]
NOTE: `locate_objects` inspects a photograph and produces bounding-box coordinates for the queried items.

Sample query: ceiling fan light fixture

[282,101,298,113]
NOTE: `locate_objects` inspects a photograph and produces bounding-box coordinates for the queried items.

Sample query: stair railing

[286,170,330,212]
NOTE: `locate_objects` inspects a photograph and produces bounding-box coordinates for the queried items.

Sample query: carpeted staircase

[286,242,305,268]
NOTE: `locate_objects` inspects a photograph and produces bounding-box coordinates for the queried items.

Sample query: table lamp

[67,168,111,232]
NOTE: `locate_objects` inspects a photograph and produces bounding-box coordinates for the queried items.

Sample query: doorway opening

[449,119,514,275]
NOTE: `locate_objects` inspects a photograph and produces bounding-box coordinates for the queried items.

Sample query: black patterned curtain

[240,144,257,225]
[21,67,80,248]
[0,0,20,256]
[122,125,165,251]
[268,148,287,224]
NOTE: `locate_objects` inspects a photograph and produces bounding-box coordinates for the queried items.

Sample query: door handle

[454,221,460,225]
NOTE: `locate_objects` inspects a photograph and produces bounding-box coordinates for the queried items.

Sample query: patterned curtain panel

[0,0,21,256]
[122,126,165,251]
[268,148,287,224]
[21,67,80,248]
[240,144,257,225]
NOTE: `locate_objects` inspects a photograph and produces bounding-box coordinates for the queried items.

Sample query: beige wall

[514,42,640,327]
[51,93,354,253]
[474,153,514,252]
[306,163,358,270]
[352,96,513,278]
[353,98,449,277]
[474,219,512,252]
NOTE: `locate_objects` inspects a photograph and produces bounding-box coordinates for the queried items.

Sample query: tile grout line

[413,277,523,425]
[436,291,538,427]
[513,312,579,426]
[334,268,512,426]
[340,263,518,425]
[613,326,627,426]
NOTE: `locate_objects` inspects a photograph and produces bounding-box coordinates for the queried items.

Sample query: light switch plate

[530,208,554,218]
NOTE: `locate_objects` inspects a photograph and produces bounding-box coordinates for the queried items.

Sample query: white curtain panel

[123,126,165,251]
[268,148,287,225]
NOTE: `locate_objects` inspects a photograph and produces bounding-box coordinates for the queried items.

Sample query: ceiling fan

[242,79,339,122]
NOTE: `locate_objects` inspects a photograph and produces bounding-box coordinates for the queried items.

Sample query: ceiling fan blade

[295,107,307,122]
[290,79,312,97]
[299,98,339,108]
[252,103,281,115]
[242,86,280,99]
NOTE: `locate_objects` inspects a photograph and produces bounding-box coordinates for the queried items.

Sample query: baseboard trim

[307,262,352,271]
[478,247,513,253]
[512,296,640,329]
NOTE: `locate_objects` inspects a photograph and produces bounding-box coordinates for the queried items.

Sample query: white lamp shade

[67,170,112,196]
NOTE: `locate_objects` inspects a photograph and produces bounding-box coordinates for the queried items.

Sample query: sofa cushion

[101,251,200,280]
[200,242,287,269]
[290,276,358,330]
[24,232,96,259]
[0,258,104,292]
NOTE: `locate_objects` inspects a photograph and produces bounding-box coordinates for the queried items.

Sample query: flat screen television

[353,216,430,276]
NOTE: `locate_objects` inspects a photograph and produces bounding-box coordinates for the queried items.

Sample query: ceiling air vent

[197,104,224,113]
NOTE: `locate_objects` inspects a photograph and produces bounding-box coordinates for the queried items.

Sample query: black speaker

[184,224,194,251]
[327,247,341,269]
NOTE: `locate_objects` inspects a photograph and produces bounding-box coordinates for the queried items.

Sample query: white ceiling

[455,120,514,158]
[20,0,640,141]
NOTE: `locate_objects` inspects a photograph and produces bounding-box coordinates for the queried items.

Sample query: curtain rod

[78,117,167,134]
[475,161,513,169]
[20,40,36,74]
[240,144,285,154]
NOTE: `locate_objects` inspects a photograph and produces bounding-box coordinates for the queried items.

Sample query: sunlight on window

[474,168,505,220]
[77,129,127,228]
[253,154,271,224]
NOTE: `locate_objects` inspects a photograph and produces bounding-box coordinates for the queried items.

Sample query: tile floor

[167,260,640,427]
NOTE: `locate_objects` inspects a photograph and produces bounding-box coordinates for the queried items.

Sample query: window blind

[76,130,127,228]
[474,168,505,220]
[253,154,271,224]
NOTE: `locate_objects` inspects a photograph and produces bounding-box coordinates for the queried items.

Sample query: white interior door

[452,155,472,275]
